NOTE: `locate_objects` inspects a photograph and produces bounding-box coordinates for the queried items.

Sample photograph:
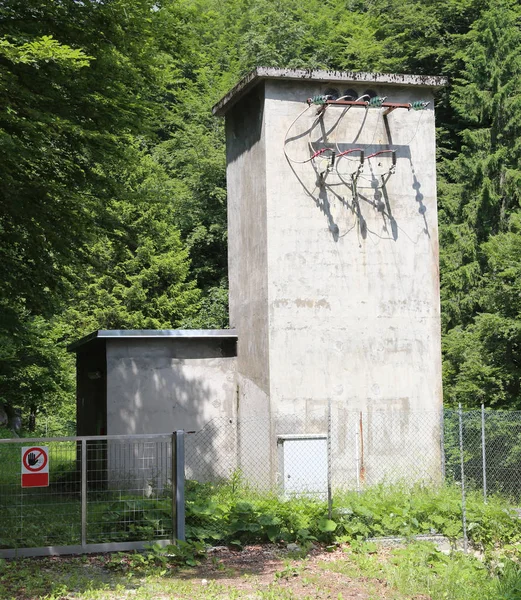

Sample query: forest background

[0,0,520,435]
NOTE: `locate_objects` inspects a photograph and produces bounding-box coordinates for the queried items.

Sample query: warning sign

[21,446,49,488]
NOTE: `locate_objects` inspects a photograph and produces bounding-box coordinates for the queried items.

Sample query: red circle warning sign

[21,446,49,488]
[22,446,48,472]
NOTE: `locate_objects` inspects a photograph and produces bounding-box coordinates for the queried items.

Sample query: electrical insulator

[306,95,333,106]
[367,96,387,108]
[409,101,430,111]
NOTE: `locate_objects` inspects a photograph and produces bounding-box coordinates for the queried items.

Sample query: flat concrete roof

[68,329,238,352]
[212,67,448,116]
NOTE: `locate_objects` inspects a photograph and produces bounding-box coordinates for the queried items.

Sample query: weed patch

[331,540,521,600]
[332,483,521,550]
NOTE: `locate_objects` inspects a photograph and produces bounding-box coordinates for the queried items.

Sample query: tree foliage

[0,0,199,428]
[440,1,521,406]
[2,0,521,430]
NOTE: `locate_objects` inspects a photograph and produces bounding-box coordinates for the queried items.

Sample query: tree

[0,0,179,425]
[0,1,163,323]
[61,150,201,333]
[440,1,521,406]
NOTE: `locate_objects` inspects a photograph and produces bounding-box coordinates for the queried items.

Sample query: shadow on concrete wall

[111,356,237,483]
[285,106,430,245]
[226,83,264,163]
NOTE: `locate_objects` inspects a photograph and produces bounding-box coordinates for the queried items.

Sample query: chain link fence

[444,407,521,500]
[181,407,521,500]
[184,410,446,495]
[184,407,521,550]
[1,408,520,556]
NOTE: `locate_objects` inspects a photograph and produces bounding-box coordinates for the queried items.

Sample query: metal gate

[0,432,185,558]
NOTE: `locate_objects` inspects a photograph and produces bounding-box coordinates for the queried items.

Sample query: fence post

[354,417,361,494]
[440,407,446,482]
[458,404,468,553]
[481,403,487,503]
[172,431,185,543]
[327,399,332,519]
[81,438,87,548]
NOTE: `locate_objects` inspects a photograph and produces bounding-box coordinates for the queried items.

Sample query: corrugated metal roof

[68,329,238,352]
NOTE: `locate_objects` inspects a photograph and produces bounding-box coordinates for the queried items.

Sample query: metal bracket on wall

[320,99,430,116]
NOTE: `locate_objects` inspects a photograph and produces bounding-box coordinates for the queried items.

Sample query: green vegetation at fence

[3,483,521,600]
[183,479,521,551]
[3,452,521,553]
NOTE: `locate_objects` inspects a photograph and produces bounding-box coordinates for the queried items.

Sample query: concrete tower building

[213,68,446,488]
[72,68,446,492]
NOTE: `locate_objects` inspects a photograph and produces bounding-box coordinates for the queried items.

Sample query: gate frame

[0,432,185,558]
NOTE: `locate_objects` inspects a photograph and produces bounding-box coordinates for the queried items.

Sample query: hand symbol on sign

[27,452,38,466]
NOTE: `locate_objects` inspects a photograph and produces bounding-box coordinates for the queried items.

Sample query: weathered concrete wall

[105,338,237,482]
[264,80,443,482]
[225,74,444,486]
[226,83,273,483]
[106,338,236,433]
[227,83,269,394]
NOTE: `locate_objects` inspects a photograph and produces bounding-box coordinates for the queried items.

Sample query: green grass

[328,540,521,600]
[3,541,521,600]
[0,549,409,600]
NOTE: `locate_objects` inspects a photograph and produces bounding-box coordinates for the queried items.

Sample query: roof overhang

[212,67,448,117]
[68,329,238,352]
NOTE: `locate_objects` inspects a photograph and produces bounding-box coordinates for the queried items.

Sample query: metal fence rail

[0,432,185,558]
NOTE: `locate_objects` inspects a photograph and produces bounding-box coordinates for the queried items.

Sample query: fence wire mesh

[88,437,173,544]
[184,410,446,495]
[0,435,175,553]
[0,441,80,549]
[2,408,521,554]
[444,409,521,499]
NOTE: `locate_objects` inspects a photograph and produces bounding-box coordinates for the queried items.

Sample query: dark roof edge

[212,67,448,116]
[67,329,238,352]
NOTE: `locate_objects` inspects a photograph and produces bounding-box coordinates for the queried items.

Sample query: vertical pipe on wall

[327,398,332,519]
[171,432,176,544]
[354,417,361,494]
[172,431,185,542]
[359,412,365,485]
[440,407,446,481]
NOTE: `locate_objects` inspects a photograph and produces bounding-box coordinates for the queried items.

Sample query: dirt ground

[2,544,430,599]
[176,544,419,599]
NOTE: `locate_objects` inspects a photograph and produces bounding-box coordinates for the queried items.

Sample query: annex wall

[105,338,238,484]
